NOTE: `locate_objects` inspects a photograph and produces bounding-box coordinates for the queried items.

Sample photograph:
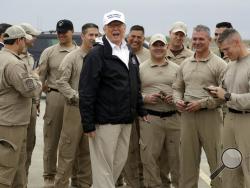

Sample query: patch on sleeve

[23,78,36,91]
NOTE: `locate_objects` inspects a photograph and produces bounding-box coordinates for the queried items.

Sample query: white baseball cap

[149,33,168,46]
[170,21,187,35]
[103,10,125,26]
[19,23,41,37]
[4,25,32,40]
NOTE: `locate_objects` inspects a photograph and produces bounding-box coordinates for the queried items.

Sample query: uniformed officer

[209,28,250,188]
[54,23,99,188]
[160,21,193,188]
[166,21,193,65]
[173,25,227,188]
[19,23,41,184]
[139,33,180,188]
[213,22,233,61]
[38,19,78,187]
[123,24,150,188]
[127,25,150,63]
[0,25,41,187]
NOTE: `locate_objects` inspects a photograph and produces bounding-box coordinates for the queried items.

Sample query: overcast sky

[2,0,250,39]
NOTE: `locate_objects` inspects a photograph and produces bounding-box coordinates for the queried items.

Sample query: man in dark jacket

[79,10,148,188]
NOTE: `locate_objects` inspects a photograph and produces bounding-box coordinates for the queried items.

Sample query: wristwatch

[224,92,231,101]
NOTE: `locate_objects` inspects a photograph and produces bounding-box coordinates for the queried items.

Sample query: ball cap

[56,19,74,33]
[3,25,32,40]
[149,33,168,46]
[170,21,187,35]
[103,10,125,26]
[19,23,41,37]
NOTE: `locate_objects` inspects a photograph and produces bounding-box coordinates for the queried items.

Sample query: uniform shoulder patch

[25,78,35,90]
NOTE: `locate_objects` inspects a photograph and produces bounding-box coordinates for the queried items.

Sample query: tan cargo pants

[25,103,37,178]
[160,116,181,188]
[43,91,65,179]
[222,112,250,188]
[54,104,92,188]
[123,119,143,188]
[0,125,27,188]
[179,109,223,188]
[140,113,180,188]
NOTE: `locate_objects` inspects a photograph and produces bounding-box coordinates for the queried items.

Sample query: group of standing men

[0,9,250,188]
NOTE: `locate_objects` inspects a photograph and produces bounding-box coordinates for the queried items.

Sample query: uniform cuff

[230,93,237,103]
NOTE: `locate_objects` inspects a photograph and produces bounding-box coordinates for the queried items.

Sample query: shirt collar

[150,58,169,67]
[167,46,190,58]
[2,48,22,60]
[105,36,127,50]
[58,41,78,52]
[190,51,212,62]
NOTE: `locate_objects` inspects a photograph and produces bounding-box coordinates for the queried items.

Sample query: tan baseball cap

[19,23,41,37]
[4,25,32,40]
[103,10,125,25]
[149,33,167,45]
[170,21,187,35]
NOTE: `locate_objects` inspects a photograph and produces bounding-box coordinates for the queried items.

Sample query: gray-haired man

[173,25,226,188]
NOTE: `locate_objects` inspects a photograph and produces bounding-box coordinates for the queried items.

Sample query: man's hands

[176,100,202,112]
[144,91,173,105]
[208,86,226,100]
[85,131,96,138]
[164,95,174,104]
[144,93,161,104]
[185,101,202,112]
[176,100,187,112]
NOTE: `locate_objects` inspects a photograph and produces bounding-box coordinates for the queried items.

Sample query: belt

[199,108,209,111]
[48,87,59,93]
[228,108,250,114]
[146,109,176,118]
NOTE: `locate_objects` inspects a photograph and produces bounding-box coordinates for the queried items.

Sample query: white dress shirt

[106,36,129,69]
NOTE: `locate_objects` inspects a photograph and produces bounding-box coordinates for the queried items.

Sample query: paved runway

[27,99,212,188]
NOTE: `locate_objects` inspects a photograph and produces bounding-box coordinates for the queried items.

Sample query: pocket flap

[0,139,17,151]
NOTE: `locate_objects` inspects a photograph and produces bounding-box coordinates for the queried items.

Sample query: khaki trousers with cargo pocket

[222,112,250,188]
[0,125,27,188]
[43,91,65,180]
[54,104,92,188]
[123,118,143,188]
[140,113,180,188]
[160,116,181,188]
[25,103,37,179]
[179,109,223,188]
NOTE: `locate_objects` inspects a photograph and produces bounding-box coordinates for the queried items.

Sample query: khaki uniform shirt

[0,48,41,125]
[57,47,87,102]
[211,46,230,62]
[20,52,35,69]
[136,47,150,64]
[140,58,179,112]
[223,54,250,111]
[173,52,227,109]
[20,52,40,103]
[166,46,193,65]
[38,43,78,89]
